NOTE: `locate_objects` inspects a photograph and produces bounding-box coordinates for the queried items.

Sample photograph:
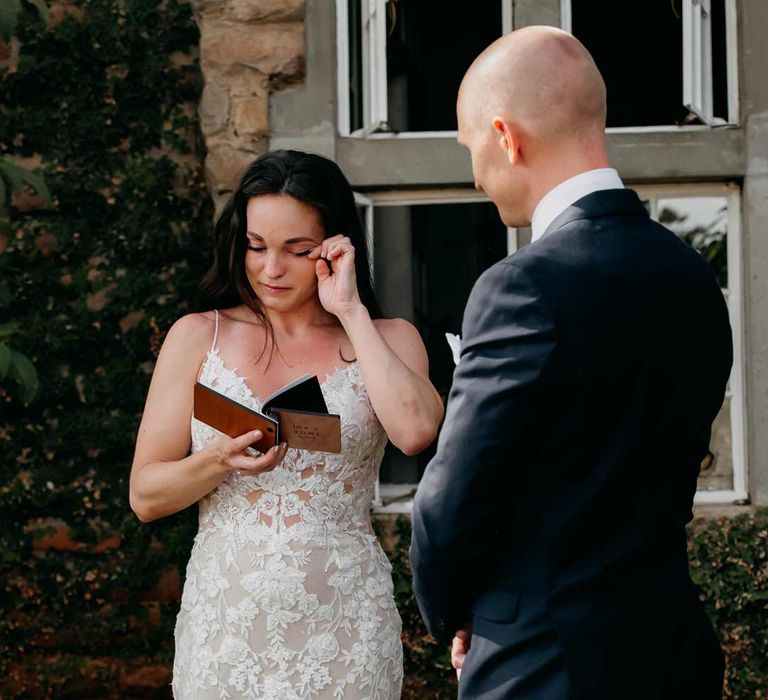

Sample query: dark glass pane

[385,0,501,131]
[348,0,364,132]
[711,0,729,120]
[572,0,687,127]
[374,201,507,483]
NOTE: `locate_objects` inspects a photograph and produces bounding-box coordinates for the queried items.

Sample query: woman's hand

[309,235,363,319]
[206,430,288,475]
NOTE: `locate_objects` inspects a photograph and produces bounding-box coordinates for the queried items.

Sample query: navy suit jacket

[410,189,731,699]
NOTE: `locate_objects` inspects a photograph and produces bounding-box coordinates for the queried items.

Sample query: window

[636,184,746,504]
[562,0,738,128]
[338,1,511,136]
[356,191,515,511]
[366,185,745,512]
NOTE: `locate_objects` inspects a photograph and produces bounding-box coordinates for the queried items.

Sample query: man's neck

[528,154,611,219]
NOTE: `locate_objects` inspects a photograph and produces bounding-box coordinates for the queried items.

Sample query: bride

[129,150,444,699]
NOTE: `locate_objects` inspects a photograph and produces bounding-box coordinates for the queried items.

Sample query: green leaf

[19,167,51,204]
[25,0,49,25]
[0,282,10,307]
[0,342,10,378]
[0,160,25,191]
[0,161,51,204]
[0,321,20,338]
[9,350,38,404]
[0,0,21,42]
[0,173,6,211]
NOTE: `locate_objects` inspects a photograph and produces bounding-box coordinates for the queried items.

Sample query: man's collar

[530,168,624,242]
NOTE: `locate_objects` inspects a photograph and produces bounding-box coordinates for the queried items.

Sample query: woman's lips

[261,283,291,294]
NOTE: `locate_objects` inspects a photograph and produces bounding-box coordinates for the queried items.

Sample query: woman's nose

[264,251,286,278]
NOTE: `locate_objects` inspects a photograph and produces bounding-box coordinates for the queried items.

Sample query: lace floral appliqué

[173,350,403,699]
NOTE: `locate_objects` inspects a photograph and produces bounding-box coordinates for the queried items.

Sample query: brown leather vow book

[193,374,342,454]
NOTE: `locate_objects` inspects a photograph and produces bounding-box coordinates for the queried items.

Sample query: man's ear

[492,116,521,165]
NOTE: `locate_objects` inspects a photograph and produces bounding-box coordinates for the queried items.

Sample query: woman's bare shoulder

[160,312,219,359]
[373,317,421,343]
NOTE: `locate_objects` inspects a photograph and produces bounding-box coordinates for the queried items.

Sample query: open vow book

[193,375,342,454]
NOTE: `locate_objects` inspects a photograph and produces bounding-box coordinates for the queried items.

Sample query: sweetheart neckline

[203,348,360,407]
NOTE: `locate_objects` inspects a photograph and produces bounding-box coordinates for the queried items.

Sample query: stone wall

[191,0,306,211]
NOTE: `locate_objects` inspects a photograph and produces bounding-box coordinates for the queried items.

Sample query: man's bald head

[458,26,606,142]
[456,27,610,227]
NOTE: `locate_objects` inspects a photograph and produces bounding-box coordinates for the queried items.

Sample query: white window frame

[684,0,722,124]
[560,0,739,130]
[365,184,746,512]
[337,1,514,138]
[635,183,747,505]
[358,189,516,513]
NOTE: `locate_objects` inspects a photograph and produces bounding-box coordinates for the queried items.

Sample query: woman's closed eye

[245,245,317,256]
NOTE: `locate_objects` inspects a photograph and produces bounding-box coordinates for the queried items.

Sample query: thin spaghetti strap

[210,309,220,353]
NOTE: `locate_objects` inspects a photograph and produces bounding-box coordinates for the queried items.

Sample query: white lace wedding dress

[172,316,403,699]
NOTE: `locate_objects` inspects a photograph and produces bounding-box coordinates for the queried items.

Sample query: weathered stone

[48,3,86,29]
[199,81,230,131]
[119,310,144,334]
[231,95,269,136]
[27,518,82,552]
[11,187,47,212]
[93,533,121,552]
[207,68,270,92]
[226,0,305,23]
[120,662,171,690]
[33,233,57,257]
[86,283,116,312]
[200,21,304,80]
[193,1,306,203]
[169,49,197,68]
[205,144,261,194]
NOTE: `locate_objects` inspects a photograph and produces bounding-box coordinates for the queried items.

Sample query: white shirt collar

[530,168,624,243]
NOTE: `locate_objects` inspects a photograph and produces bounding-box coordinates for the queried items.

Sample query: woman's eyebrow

[285,236,322,245]
[247,232,320,245]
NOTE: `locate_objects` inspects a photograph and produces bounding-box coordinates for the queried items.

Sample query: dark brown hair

[196,150,382,361]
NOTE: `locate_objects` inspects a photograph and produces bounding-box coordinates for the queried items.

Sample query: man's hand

[451,625,472,680]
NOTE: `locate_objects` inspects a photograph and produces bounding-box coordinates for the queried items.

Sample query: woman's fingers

[230,429,263,452]
[319,235,352,261]
[315,258,332,282]
[234,442,288,473]
[328,242,353,260]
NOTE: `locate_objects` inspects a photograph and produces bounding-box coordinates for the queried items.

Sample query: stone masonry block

[200,21,304,80]
[205,145,261,194]
[226,0,305,23]
[199,81,230,131]
[231,95,269,136]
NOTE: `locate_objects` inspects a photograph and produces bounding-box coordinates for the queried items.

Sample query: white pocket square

[445,333,461,366]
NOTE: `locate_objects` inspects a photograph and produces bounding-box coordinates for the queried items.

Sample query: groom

[410,26,732,700]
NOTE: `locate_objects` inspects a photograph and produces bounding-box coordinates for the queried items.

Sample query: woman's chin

[256,292,315,313]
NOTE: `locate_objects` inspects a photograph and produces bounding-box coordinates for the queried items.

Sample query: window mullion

[684,0,718,125]
[361,0,388,135]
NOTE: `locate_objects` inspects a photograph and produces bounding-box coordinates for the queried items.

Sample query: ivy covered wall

[0,1,765,699]
[0,1,209,695]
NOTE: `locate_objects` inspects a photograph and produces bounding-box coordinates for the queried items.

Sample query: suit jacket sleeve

[409,260,557,644]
